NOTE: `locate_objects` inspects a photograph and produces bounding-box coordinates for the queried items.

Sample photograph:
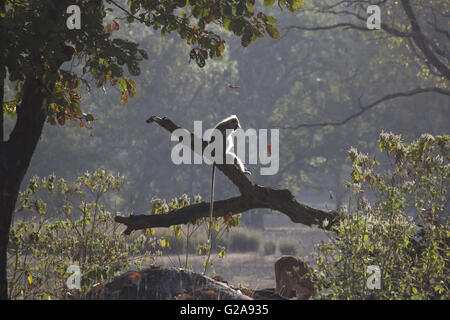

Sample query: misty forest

[0,0,449,300]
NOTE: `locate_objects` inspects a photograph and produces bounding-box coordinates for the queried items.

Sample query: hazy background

[4,0,448,249]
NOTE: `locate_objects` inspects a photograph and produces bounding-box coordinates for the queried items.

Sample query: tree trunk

[0,193,14,300]
[0,76,47,300]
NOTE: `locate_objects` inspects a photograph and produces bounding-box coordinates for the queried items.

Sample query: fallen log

[85,267,252,300]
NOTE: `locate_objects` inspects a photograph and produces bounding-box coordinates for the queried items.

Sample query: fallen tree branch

[115,116,338,234]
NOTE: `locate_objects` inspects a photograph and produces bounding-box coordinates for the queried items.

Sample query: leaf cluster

[312,133,449,300]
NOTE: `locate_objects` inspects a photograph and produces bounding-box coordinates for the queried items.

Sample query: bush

[228,230,260,253]
[313,133,449,300]
[263,240,277,255]
[9,169,156,300]
[151,196,241,273]
[157,231,204,255]
[9,172,243,299]
[279,240,297,255]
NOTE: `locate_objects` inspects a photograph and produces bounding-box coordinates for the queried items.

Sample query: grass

[227,229,261,253]
[279,240,298,255]
[263,240,277,255]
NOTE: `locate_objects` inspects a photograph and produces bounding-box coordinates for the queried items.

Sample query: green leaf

[218,42,225,54]
[70,101,82,117]
[266,25,280,39]
[435,285,444,294]
[264,0,276,7]
[241,32,252,47]
[292,0,306,10]
[247,1,254,13]
[223,18,231,31]
[119,79,127,92]
[266,16,277,25]
[285,0,305,11]
[125,78,137,98]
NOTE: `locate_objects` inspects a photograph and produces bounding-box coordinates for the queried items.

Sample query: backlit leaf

[266,25,279,39]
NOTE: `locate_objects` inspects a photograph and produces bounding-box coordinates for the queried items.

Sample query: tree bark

[0,76,48,300]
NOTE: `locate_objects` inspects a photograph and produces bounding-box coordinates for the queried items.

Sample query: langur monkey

[209,115,251,175]
[207,115,250,244]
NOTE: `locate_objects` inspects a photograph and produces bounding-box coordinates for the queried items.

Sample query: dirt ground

[157,252,277,290]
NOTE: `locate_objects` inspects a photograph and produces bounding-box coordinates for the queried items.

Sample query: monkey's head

[216,115,241,131]
[228,116,241,130]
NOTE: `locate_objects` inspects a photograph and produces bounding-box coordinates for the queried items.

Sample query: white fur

[210,115,250,175]
[226,151,250,174]
[214,115,241,131]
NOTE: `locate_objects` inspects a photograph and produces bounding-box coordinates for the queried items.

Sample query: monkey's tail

[204,163,216,275]
[208,163,216,244]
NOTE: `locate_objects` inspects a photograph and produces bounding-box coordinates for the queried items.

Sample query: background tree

[283,0,449,126]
